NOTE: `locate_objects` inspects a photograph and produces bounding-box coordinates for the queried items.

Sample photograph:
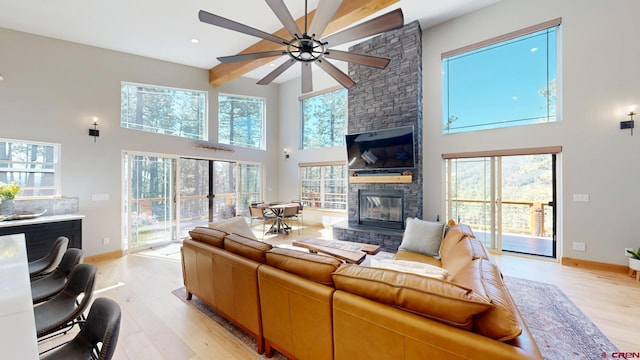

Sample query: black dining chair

[34,263,97,341]
[31,248,83,304]
[40,297,122,360]
[29,236,69,278]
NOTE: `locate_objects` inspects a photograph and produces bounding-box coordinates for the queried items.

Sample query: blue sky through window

[443,28,557,133]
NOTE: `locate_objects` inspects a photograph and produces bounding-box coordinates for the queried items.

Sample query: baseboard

[561,257,629,274]
[84,250,123,264]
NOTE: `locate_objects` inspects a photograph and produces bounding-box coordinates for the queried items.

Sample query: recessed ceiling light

[191,38,200,44]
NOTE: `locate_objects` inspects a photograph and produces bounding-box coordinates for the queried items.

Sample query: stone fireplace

[358,190,404,230]
[332,21,423,252]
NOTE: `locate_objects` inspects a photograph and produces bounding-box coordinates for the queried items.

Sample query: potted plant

[627,248,640,271]
[0,182,21,216]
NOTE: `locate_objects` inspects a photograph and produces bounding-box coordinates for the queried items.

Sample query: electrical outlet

[102,237,110,245]
[625,247,634,256]
[572,242,586,251]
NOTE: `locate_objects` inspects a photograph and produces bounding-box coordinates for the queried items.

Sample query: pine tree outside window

[218,94,265,150]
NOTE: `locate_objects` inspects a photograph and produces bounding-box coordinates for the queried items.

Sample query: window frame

[120,81,209,140]
[300,86,347,150]
[442,18,561,134]
[0,138,61,199]
[217,93,266,150]
[299,161,347,210]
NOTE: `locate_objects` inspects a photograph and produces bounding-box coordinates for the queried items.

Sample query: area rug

[173,272,618,360]
[503,276,618,359]
[172,287,287,360]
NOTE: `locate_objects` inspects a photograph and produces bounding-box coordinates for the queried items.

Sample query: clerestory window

[121,82,208,140]
[218,94,265,150]
[442,18,560,133]
[301,87,347,149]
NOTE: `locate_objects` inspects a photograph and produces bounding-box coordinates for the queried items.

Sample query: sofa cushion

[333,265,493,329]
[370,258,449,280]
[451,259,522,341]
[439,223,475,261]
[188,227,226,248]
[441,237,474,277]
[393,249,442,267]
[223,233,272,263]
[209,216,257,240]
[469,237,492,262]
[398,218,445,258]
[265,248,343,286]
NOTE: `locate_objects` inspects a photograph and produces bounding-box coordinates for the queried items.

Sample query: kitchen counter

[0,213,85,228]
[0,214,84,261]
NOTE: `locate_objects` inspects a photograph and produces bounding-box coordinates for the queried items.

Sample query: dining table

[256,202,299,235]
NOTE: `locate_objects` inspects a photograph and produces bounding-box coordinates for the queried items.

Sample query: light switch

[91,193,109,201]
[572,194,589,202]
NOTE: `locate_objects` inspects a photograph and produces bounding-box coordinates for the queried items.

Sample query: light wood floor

[40,225,640,359]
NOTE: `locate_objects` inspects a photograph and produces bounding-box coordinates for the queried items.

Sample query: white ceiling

[0,0,498,83]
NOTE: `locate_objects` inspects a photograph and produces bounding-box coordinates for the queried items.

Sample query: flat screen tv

[345,125,415,171]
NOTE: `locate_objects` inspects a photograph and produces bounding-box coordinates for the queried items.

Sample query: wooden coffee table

[291,238,380,264]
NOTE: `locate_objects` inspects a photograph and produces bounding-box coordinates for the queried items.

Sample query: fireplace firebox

[358,189,404,230]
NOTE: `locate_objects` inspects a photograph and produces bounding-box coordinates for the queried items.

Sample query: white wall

[422,0,640,265]
[0,27,280,256]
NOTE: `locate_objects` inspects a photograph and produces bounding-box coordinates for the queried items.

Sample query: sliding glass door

[124,154,177,251]
[125,153,263,250]
[446,153,556,257]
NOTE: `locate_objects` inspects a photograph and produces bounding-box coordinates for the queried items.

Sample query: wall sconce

[89,117,100,142]
[284,148,290,159]
[620,109,636,136]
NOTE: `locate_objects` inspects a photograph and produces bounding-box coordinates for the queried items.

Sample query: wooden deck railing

[450,199,552,237]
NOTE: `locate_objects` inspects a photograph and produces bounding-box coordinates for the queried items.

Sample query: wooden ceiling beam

[207,0,399,87]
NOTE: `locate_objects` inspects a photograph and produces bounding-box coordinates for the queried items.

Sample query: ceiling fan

[199,0,404,93]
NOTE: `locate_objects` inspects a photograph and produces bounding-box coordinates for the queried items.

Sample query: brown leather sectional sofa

[180,218,543,360]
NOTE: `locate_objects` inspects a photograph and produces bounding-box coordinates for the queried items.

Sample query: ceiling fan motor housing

[287,35,326,62]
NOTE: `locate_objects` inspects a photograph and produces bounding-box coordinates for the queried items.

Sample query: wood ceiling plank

[208,0,399,87]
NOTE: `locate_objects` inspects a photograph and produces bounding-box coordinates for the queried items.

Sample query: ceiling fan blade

[199,10,289,46]
[322,8,404,47]
[265,0,301,38]
[316,59,356,89]
[257,58,296,85]
[218,51,286,63]
[301,63,313,93]
[324,49,390,69]
[308,0,343,38]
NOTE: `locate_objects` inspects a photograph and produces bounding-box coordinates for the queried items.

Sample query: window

[0,138,60,197]
[237,163,262,215]
[218,94,265,149]
[301,87,347,149]
[442,19,560,133]
[300,163,347,210]
[121,82,208,140]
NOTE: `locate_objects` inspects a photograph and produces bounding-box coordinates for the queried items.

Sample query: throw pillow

[398,218,445,258]
[370,258,449,280]
[209,216,257,240]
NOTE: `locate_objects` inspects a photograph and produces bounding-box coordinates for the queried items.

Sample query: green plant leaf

[627,248,640,259]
